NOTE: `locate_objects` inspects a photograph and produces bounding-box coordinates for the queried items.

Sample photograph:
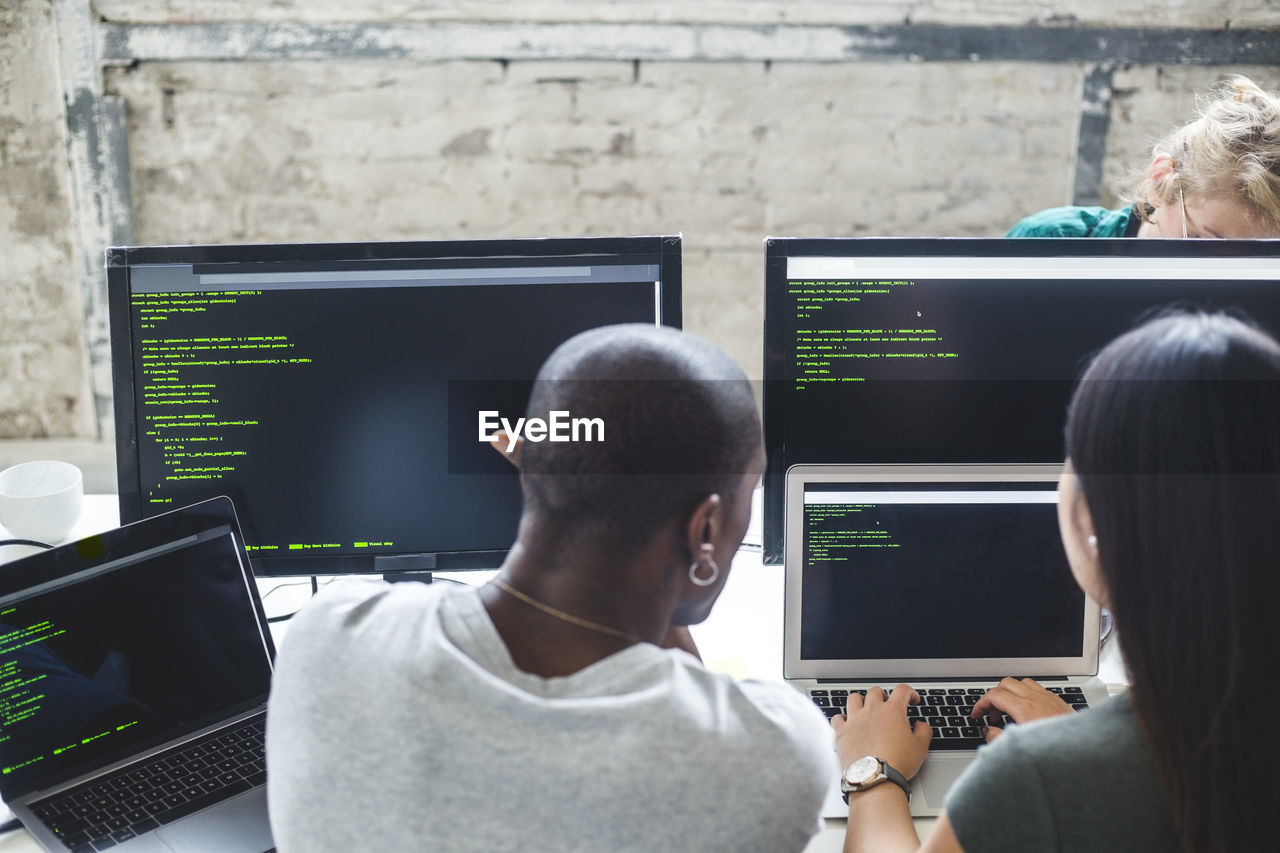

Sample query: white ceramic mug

[0,460,84,545]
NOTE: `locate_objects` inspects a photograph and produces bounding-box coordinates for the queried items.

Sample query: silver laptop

[0,497,275,852]
[784,464,1109,817]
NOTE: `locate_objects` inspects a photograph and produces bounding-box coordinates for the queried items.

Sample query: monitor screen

[0,497,273,800]
[797,480,1081,662]
[763,237,1280,563]
[108,237,681,576]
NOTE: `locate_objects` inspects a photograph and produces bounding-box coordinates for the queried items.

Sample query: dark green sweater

[946,695,1177,851]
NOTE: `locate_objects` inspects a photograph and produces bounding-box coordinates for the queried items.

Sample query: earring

[689,544,719,587]
[1087,535,1098,550]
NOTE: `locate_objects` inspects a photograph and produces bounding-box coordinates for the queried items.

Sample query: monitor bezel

[783,463,1099,680]
[107,236,683,577]
[0,495,275,800]
[762,236,1280,565]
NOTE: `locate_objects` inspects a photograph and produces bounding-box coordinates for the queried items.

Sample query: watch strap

[880,761,911,801]
[841,758,912,804]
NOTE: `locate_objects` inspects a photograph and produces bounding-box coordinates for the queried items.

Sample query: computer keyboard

[28,716,267,852]
[811,686,1089,750]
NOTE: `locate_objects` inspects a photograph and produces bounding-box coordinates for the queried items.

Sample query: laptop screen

[0,525,272,799]
[785,467,1096,679]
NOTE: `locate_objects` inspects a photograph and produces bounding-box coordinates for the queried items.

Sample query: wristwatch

[840,755,912,804]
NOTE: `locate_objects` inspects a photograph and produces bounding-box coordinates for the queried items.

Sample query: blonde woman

[1007,76,1280,239]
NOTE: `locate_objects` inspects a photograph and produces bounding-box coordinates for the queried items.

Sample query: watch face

[844,755,881,786]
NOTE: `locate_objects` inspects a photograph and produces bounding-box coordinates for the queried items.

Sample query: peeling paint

[442,128,492,157]
[55,0,132,440]
[13,165,69,237]
[96,21,1280,65]
[607,131,635,156]
[1073,65,1115,206]
[87,0,1270,30]
[6,5,1278,442]
[0,0,94,439]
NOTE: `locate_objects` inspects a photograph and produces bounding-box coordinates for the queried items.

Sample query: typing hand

[832,684,932,780]
[970,677,1073,743]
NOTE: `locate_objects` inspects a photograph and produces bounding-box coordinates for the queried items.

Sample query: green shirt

[1006,205,1140,238]
[945,695,1177,852]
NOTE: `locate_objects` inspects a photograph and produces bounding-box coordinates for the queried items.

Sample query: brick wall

[104,58,1085,379]
[92,1,1272,28]
[1,0,1276,437]
[0,0,93,437]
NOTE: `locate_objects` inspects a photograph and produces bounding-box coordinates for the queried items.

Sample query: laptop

[783,464,1109,817]
[0,496,276,852]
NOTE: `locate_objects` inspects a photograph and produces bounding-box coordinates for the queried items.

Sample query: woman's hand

[970,677,1073,742]
[832,684,932,780]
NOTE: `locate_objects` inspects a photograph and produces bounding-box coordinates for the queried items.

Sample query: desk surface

[0,494,1126,852]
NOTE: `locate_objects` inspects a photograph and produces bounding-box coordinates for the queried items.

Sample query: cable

[262,576,330,624]
[259,579,317,601]
[0,539,53,549]
[260,579,317,624]
[0,818,21,834]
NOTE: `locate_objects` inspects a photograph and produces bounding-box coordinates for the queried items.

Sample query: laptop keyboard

[27,716,266,852]
[810,686,1089,750]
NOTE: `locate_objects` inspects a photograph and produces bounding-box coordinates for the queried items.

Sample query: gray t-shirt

[945,694,1177,851]
[266,578,836,852]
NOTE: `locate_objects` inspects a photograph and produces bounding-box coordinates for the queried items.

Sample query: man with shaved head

[267,325,835,852]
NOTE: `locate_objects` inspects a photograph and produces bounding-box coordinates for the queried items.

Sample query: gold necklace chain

[489,578,641,645]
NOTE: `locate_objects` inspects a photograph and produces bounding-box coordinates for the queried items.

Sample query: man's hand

[832,684,932,780]
[971,677,1073,743]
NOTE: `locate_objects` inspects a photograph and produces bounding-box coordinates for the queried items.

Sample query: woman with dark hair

[834,310,1280,852]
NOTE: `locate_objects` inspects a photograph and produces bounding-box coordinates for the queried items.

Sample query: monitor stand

[376,553,436,585]
[384,571,435,585]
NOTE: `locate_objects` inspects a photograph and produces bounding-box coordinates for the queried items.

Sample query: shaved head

[519,324,761,551]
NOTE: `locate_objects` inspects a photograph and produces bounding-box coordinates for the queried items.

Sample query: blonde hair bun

[1130,75,1280,234]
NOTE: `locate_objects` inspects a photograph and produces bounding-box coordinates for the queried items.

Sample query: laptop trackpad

[917,756,970,810]
[154,788,274,853]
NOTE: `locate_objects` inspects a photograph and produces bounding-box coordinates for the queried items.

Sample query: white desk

[0,494,1127,852]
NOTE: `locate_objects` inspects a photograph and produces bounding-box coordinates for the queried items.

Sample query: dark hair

[1065,311,1280,853]
[519,324,761,552]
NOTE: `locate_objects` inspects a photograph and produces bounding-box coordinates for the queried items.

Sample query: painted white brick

[105,57,1087,386]
[93,1,1259,29]
[5,1,1277,437]
[0,0,94,438]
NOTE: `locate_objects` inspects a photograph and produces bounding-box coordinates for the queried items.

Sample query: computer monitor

[762,237,1280,564]
[108,236,681,576]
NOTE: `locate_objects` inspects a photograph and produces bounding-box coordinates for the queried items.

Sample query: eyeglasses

[1177,144,1189,238]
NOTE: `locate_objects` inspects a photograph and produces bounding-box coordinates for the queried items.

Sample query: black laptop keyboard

[810,686,1089,750]
[28,716,266,852]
